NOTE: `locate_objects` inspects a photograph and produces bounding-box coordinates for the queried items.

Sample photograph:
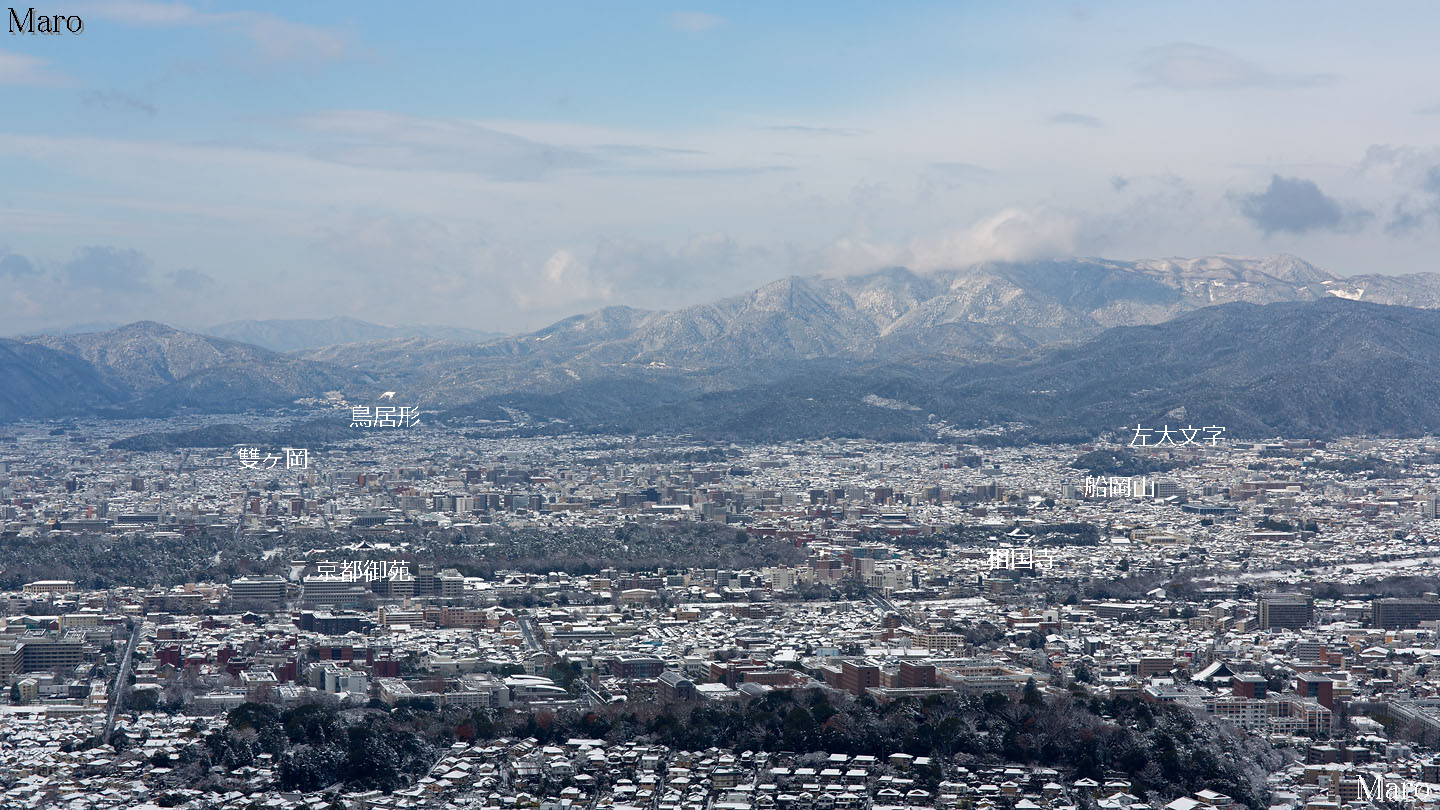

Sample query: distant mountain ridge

[449,297,1440,441]
[10,254,1440,439]
[0,322,367,421]
[204,316,503,352]
[307,254,1440,372]
[300,254,1440,407]
[0,339,122,421]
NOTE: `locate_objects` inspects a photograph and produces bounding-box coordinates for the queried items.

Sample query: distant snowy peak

[1129,253,1334,285]
[304,253,1440,377]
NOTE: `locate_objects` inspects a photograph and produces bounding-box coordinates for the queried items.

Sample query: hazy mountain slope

[308,254,1354,382]
[27,321,281,395]
[205,316,502,352]
[460,298,1440,441]
[127,360,361,415]
[0,340,124,421]
[1319,272,1440,307]
[13,254,1440,429]
[300,307,667,405]
[7,322,367,419]
[916,297,1440,438]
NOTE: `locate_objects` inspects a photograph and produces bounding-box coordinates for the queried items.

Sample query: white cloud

[80,89,158,115]
[514,249,612,313]
[83,1,197,24]
[911,208,1080,270]
[541,250,573,285]
[294,109,602,179]
[81,1,352,65]
[803,237,912,277]
[0,50,66,86]
[1136,43,1334,90]
[7,290,41,318]
[1048,112,1102,128]
[797,208,1089,276]
[666,11,725,32]
[245,14,349,64]
[9,6,1440,336]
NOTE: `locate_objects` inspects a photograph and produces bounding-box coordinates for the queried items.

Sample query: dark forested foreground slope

[146,688,1279,805]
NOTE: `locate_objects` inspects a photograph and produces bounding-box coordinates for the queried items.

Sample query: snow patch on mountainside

[863,394,921,411]
[1327,287,1365,301]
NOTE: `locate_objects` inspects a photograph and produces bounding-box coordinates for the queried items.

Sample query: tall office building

[1373,597,1440,629]
[1,633,84,683]
[230,575,288,605]
[1259,592,1313,630]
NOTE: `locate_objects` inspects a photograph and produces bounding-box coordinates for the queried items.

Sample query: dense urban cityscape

[11,2,1440,809]
[6,417,1440,809]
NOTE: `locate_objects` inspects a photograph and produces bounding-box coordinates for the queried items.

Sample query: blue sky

[6,1,1440,333]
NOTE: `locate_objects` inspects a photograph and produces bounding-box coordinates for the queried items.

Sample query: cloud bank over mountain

[7,4,1440,335]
